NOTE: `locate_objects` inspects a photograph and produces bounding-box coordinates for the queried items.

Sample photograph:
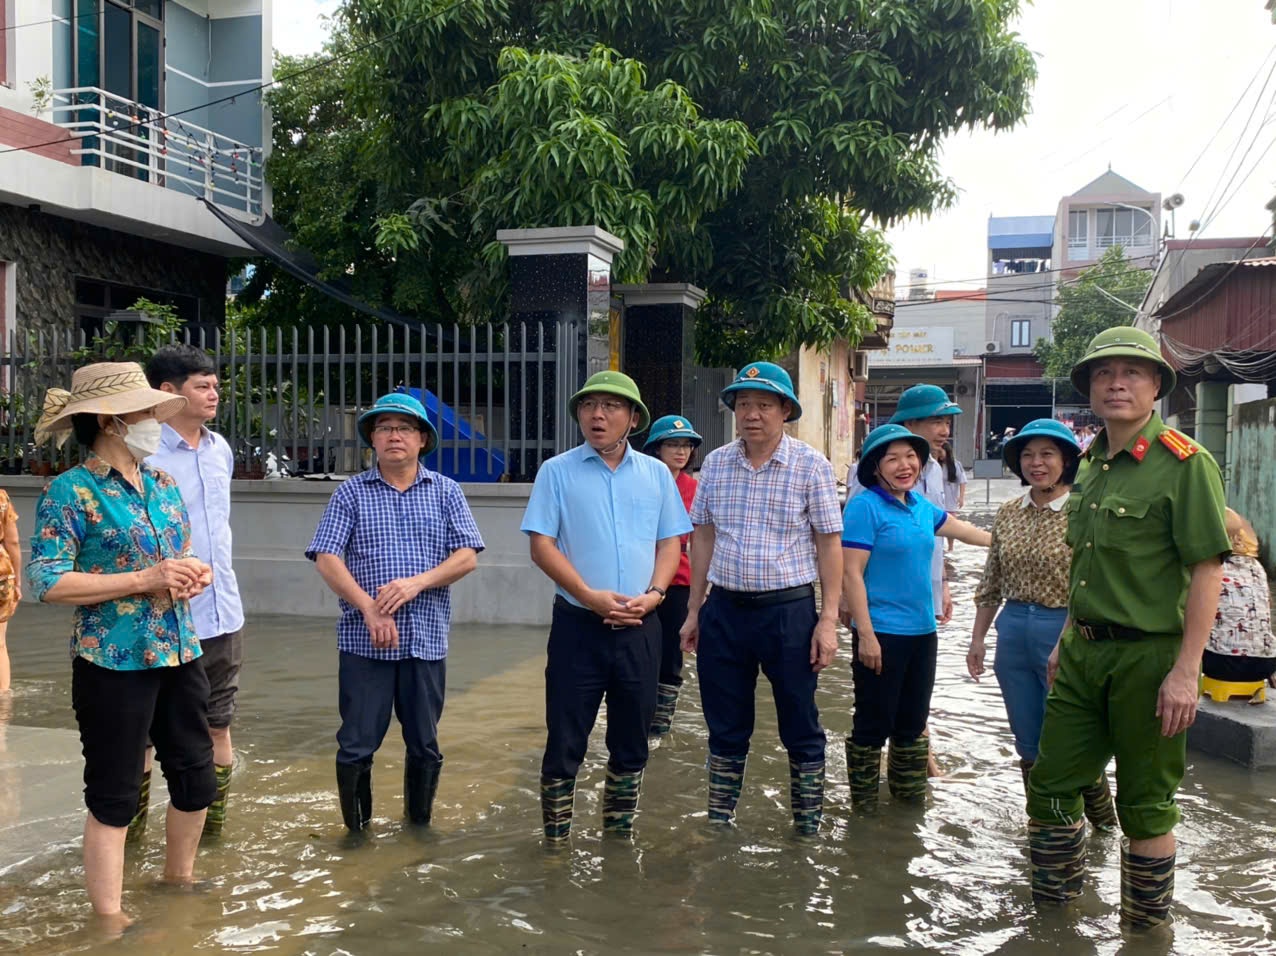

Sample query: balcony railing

[50,87,264,216]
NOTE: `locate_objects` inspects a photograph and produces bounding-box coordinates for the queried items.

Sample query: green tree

[251,0,1036,366]
[1033,247,1153,379]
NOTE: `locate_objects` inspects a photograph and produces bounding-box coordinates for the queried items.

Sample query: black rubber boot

[404,756,442,825]
[336,758,373,832]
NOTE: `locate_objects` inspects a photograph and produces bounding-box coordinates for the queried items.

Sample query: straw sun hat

[34,361,188,448]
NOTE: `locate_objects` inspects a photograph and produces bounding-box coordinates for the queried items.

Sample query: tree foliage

[250,0,1036,366]
[1033,247,1154,379]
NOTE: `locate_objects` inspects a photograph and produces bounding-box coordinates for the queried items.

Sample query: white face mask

[114,417,163,461]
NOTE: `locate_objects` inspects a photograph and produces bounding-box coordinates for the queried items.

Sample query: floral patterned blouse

[27,454,203,671]
[974,491,1071,610]
[1209,554,1276,659]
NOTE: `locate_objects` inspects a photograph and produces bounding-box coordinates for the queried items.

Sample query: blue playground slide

[396,386,507,482]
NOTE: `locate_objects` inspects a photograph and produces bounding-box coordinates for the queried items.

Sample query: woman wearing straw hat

[25,362,216,928]
[841,424,990,808]
[965,419,1117,828]
[642,414,702,736]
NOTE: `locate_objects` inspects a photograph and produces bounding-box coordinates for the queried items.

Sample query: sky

[272,0,1276,293]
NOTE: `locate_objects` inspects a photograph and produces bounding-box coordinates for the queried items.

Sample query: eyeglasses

[372,424,421,436]
[578,399,631,414]
[662,440,694,450]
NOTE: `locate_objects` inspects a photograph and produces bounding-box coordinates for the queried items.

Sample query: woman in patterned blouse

[966,419,1117,829]
[26,362,216,931]
[1204,509,1276,685]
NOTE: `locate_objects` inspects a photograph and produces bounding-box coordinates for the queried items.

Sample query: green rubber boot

[126,770,151,844]
[1028,821,1087,904]
[788,758,824,836]
[1120,844,1175,928]
[707,754,747,824]
[602,767,643,836]
[1081,775,1119,833]
[648,683,680,737]
[887,736,930,801]
[201,764,233,840]
[846,740,882,809]
[540,776,575,844]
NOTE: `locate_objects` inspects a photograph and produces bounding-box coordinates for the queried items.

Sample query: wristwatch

[645,585,667,604]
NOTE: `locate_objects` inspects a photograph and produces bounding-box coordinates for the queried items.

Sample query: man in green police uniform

[1026,326,1229,928]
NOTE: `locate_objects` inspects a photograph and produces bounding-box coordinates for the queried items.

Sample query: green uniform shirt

[1065,413,1229,635]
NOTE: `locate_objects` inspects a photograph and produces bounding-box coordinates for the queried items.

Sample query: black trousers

[655,585,691,687]
[336,653,446,766]
[697,588,825,762]
[71,656,216,827]
[850,630,938,748]
[1203,649,1276,682]
[541,598,660,779]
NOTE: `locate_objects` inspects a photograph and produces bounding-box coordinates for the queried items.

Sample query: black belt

[714,584,815,608]
[1075,620,1147,642]
[553,595,645,630]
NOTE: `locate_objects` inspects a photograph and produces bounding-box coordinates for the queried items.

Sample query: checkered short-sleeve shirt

[306,465,485,660]
[690,435,841,591]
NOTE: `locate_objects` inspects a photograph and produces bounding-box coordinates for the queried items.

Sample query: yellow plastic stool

[1201,675,1267,703]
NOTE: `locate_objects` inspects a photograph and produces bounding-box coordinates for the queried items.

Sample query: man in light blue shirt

[146,345,244,840]
[521,371,689,842]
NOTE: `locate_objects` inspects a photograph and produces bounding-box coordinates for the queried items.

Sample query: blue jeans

[992,601,1068,762]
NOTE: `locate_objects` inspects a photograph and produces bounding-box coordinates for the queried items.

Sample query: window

[1068,210,1087,250]
[1011,319,1031,348]
[0,0,11,87]
[1096,207,1153,249]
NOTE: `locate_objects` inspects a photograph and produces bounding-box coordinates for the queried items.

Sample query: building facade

[0,0,271,346]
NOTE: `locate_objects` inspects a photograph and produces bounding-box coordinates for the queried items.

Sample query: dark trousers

[655,585,691,687]
[1203,649,1276,682]
[336,652,446,766]
[71,656,216,827]
[696,589,825,762]
[541,597,660,779]
[850,630,938,748]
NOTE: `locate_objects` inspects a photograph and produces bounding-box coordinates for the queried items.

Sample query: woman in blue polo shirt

[841,424,990,807]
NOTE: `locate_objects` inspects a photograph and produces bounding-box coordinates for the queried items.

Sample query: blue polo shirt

[521,443,692,606]
[842,485,948,634]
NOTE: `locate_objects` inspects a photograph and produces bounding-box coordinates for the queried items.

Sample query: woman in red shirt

[643,415,702,736]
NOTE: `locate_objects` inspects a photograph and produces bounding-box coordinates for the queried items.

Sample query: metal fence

[0,319,590,481]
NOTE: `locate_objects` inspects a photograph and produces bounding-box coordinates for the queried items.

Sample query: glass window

[103,1,131,98]
[76,0,99,90]
[1011,319,1031,348]
[1068,210,1087,248]
[137,21,160,109]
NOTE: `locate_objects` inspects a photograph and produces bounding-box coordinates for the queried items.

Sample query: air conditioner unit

[985,341,1001,354]
[851,352,870,381]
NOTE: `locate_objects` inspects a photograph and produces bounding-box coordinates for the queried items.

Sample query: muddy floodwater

[1,487,1274,954]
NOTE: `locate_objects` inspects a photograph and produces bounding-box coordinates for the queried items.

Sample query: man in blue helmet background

[680,361,843,835]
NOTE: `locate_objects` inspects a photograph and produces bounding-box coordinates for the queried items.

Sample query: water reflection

[1,494,1275,954]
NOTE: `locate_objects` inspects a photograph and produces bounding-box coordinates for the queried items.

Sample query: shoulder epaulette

[1158,429,1199,461]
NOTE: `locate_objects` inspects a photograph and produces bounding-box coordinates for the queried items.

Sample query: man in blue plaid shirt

[307,392,484,833]
[680,362,843,835]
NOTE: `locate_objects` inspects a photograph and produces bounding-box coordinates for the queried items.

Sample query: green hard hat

[1070,326,1176,399]
[568,370,651,433]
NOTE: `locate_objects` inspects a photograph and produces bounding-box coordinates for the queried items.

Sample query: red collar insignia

[1131,436,1150,462]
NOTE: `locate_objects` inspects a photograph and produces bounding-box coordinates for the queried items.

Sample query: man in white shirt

[146,345,245,840]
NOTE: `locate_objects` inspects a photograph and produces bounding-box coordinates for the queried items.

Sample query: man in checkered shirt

[680,361,843,835]
[307,392,484,834]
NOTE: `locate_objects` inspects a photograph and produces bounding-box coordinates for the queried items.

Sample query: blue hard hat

[357,392,440,456]
[1002,418,1082,480]
[890,384,962,424]
[643,414,703,450]
[720,361,802,421]
[856,423,931,488]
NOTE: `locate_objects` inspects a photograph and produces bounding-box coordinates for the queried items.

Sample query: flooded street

[2,486,1275,954]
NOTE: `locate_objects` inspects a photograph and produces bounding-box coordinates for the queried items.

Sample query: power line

[894,253,1156,293]
[0,0,470,159]
[1176,40,1276,189]
[0,8,97,33]
[895,258,1156,308]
